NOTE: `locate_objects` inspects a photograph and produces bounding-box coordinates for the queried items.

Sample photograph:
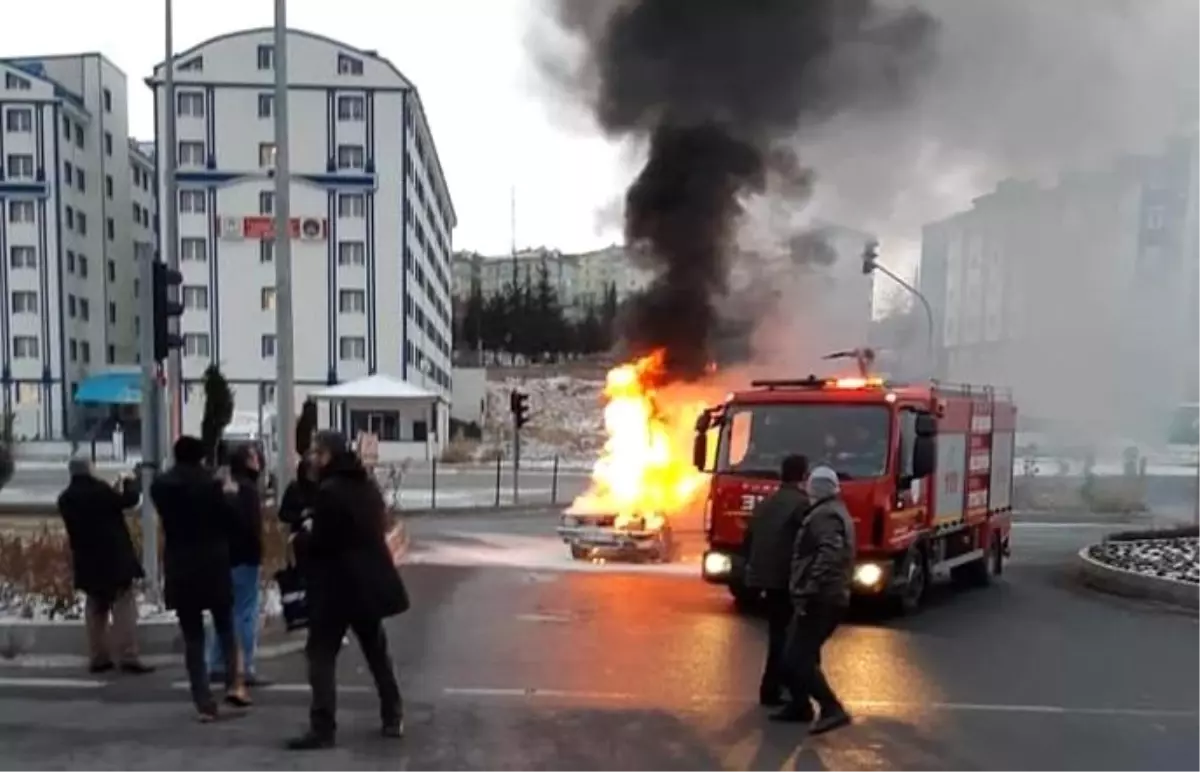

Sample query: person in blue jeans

[208,444,269,687]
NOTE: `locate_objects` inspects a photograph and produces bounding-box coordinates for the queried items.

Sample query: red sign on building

[219,215,328,242]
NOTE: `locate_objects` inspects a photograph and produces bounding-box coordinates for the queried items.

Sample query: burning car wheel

[570,545,592,561]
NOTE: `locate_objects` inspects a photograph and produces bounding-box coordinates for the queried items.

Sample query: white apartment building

[0,54,143,440]
[148,28,456,440]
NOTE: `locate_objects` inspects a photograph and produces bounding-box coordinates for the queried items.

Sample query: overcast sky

[0,0,632,256]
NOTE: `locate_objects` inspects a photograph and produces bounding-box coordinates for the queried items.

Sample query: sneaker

[119,661,156,675]
[809,709,852,735]
[286,730,335,751]
[223,690,253,709]
[196,704,220,723]
[88,661,115,674]
[381,719,405,739]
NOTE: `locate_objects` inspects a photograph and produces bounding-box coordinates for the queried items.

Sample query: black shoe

[89,661,115,674]
[809,709,852,735]
[119,661,155,675]
[286,731,336,751]
[381,719,405,739]
[768,705,815,724]
[759,689,786,708]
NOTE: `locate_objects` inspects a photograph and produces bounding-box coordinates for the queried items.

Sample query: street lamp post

[272,0,297,492]
[862,241,937,377]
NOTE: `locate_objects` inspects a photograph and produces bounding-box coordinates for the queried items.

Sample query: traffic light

[510,390,530,430]
[152,261,184,361]
[861,240,880,275]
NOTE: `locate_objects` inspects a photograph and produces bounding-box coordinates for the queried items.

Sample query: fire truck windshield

[715,403,890,480]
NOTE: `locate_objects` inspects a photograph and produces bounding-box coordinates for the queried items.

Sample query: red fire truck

[692,375,1016,613]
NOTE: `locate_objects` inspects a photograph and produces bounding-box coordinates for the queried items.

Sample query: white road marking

[167,680,373,694]
[1012,522,1120,530]
[0,677,106,689]
[440,687,1198,718]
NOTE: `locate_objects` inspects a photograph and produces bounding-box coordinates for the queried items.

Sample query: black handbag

[274,545,310,632]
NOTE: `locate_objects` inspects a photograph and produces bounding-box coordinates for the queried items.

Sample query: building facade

[919,135,1199,440]
[0,54,144,439]
[148,28,456,440]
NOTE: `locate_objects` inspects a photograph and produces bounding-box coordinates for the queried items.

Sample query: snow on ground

[1087,538,1199,584]
[480,375,605,463]
[0,586,177,623]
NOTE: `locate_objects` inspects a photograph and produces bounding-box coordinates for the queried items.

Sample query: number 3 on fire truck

[741,494,762,512]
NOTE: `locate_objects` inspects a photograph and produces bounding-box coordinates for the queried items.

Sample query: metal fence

[373,456,592,512]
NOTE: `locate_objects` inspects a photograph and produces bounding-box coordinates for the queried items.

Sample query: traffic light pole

[512,412,520,506]
[271,0,297,492]
[137,253,161,606]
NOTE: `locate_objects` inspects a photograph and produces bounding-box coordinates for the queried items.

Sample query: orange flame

[569,350,709,529]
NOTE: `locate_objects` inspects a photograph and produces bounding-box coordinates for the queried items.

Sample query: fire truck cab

[692,375,1016,613]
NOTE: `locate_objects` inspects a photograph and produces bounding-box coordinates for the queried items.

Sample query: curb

[1075,544,1199,612]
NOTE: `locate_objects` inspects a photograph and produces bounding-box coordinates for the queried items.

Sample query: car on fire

[692,374,1016,614]
[557,511,675,563]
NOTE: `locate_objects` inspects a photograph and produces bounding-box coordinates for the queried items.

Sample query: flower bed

[1087,531,1199,585]
[0,514,292,622]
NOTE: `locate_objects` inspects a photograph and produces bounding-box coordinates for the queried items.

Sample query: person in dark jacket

[277,456,319,564]
[150,436,251,721]
[773,464,856,733]
[287,430,408,751]
[743,454,809,707]
[207,444,268,687]
[57,458,154,675]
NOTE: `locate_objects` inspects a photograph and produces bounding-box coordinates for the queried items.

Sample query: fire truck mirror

[694,409,712,433]
[912,435,936,479]
[692,432,710,472]
[914,412,938,438]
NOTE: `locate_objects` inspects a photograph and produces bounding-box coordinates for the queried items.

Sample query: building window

[260,240,274,263]
[107,218,115,240]
[177,91,205,117]
[177,141,205,167]
[5,73,31,90]
[108,302,117,324]
[257,93,273,118]
[78,255,89,277]
[103,88,112,113]
[337,241,365,266]
[339,336,366,361]
[81,341,91,364]
[66,251,76,273]
[336,144,364,170]
[76,168,85,192]
[337,95,365,121]
[338,193,365,218]
[4,108,32,133]
[107,259,116,281]
[8,200,34,223]
[106,174,114,198]
[13,336,38,359]
[337,54,363,75]
[11,291,37,314]
[77,212,87,235]
[1145,205,1166,231]
[5,154,33,180]
[182,285,209,310]
[261,287,276,310]
[181,237,207,261]
[79,298,90,321]
[257,45,274,70]
[259,191,274,215]
[338,289,366,313]
[183,333,210,358]
[259,143,276,169]
[179,56,203,72]
[179,190,206,213]
[9,246,36,269]
[104,132,113,156]
[107,344,116,364]
[261,334,276,358]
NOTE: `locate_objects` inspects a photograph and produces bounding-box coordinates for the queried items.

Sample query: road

[0,510,1195,769]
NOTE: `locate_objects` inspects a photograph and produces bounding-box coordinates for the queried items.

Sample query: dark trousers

[177,603,239,711]
[306,616,402,737]
[760,589,793,698]
[784,601,845,713]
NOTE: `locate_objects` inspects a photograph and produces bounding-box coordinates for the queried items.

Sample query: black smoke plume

[539,0,938,380]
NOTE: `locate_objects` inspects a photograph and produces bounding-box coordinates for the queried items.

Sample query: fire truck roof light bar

[749,376,888,390]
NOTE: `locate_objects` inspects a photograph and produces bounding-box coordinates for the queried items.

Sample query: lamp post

[271,0,297,492]
[862,241,937,377]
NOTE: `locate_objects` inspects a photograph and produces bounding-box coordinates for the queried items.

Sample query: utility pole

[162,0,182,445]
[272,0,297,492]
[137,255,160,606]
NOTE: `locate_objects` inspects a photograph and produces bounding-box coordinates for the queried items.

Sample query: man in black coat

[57,458,153,675]
[743,454,809,707]
[287,430,408,751]
[150,436,251,721]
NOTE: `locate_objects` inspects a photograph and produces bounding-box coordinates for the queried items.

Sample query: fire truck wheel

[894,547,928,615]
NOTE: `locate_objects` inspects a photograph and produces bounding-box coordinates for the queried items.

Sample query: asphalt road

[0,511,1195,770]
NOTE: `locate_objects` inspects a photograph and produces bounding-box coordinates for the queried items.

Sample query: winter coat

[277,459,318,535]
[225,446,264,568]
[57,474,143,601]
[307,451,409,624]
[744,484,810,591]
[150,463,238,611]
[789,472,856,607]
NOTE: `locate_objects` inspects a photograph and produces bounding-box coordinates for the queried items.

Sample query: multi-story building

[124,140,156,366]
[919,134,1199,440]
[0,54,144,439]
[147,28,456,437]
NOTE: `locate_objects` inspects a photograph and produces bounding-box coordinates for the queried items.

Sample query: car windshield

[715,403,890,480]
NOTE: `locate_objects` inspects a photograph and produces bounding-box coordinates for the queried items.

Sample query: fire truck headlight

[703,551,733,578]
[853,562,884,588]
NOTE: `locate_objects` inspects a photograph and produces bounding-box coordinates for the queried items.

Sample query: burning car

[557,350,708,563]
